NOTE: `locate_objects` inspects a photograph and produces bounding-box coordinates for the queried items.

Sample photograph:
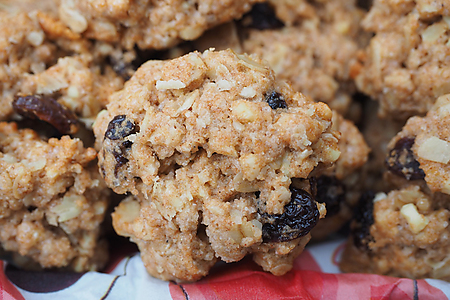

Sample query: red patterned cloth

[2,239,449,299]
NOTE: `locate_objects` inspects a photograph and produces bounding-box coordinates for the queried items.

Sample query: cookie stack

[1,0,449,283]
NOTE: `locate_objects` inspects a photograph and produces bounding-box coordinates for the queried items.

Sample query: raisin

[113,141,134,176]
[259,186,319,243]
[265,91,287,109]
[122,140,133,148]
[105,115,136,140]
[351,191,375,250]
[386,137,425,180]
[113,150,129,175]
[244,3,284,30]
[16,118,62,139]
[104,116,137,175]
[313,176,345,217]
[13,95,78,135]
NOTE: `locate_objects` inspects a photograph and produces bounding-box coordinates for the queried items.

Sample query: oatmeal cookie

[0,10,130,125]
[310,112,370,240]
[340,186,450,280]
[158,1,367,115]
[239,1,366,115]
[56,0,261,50]
[385,94,450,194]
[354,0,450,119]
[94,49,340,281]
[0,122,109,271]
[340,94,450,280]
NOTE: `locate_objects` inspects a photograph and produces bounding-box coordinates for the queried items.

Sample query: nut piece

[59,0,88,34]
[156,80,187,90]
[52,195,83,223]
[232,100,258,123]
[421,21,448,44]
[400,203,429,234]
[417,136,450,164]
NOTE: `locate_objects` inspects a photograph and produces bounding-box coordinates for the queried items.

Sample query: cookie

[310,112,370,240]
[340,94,450,280]
[94,49,340,281]
[156,1,367,115]
[340,186,450,280]
[56,0,261,50]
[0,122,109,271]
[240,1,366,115]
[354,0,450,119]
[385,94,450,194]
[187,2,372,240]
[0,10,131,125]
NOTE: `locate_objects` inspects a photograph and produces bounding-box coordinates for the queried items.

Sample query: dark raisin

[122,140,133,148]
[13,95,78,135]
[16,118,62,139]
[105,115,136,140]
[259,186,319,243]
[313,176,345,217]
[112,140,135,176]
[113,149,129,175]
[243,3,284,30]
[265,91,287,109]
[351,191,375,250]
[386,137,425,180]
